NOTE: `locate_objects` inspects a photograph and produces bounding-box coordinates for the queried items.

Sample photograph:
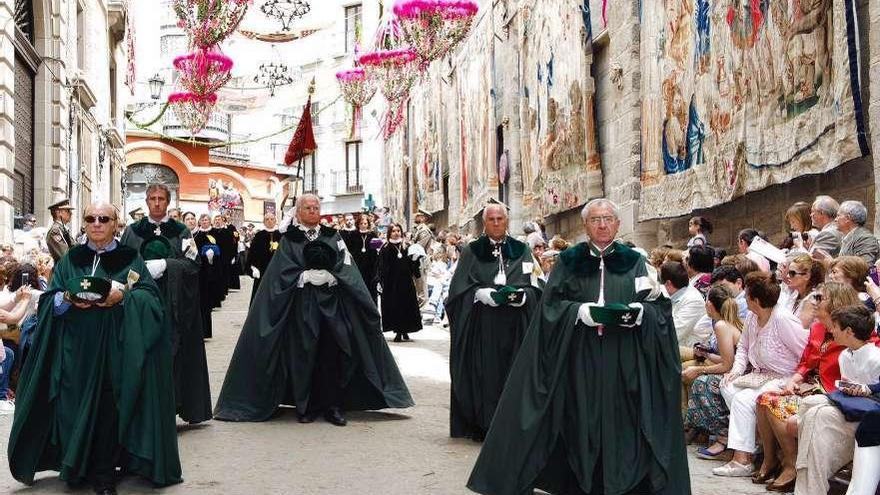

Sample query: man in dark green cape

[213,194,413,426]
[120,184,212,424]
[8,202,181,494]
[447,202,542,441]
[467,199,691,495]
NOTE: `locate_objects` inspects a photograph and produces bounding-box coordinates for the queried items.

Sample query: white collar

[389,238,403,244]
[148,215,169,225]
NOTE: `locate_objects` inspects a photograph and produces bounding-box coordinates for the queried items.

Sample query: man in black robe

[467,198,691,495]
[214,194,413,426]
[246,211,281,304]
[120,184,212,425]
[447,202,542,441]
[224,216,242,290]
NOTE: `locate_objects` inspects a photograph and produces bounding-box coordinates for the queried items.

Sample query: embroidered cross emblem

[507,293,517,302]
[270,241,279,251]
[621,313,633,324]
[154,225,162,236]
[80,279,92,290]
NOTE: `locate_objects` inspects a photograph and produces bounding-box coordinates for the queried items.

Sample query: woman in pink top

[712,272,809,477]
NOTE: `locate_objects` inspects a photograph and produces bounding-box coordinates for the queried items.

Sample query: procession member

[468,198,691,495]
[120,184,212,424]
[246,211,281,304]
[411,209,434,305]
[46,199,76,262]
[193,214,225,338]
[8,201,181,494]
[224,215,242,291]
[447,202,541,441]
[378,223,423,342]
[341,213,381,304]
[212,214,234,300]
[214,194,414,426]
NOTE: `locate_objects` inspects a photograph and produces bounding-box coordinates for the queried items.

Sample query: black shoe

[325,407,347,427]
[94,487,117,495]
[298,411,319,424]
[402,333,411,342]
[393,334,403,343]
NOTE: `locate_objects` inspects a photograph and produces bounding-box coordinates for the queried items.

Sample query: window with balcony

[344,141,362,193]
[344,4,362,54]
[302,153,318,195]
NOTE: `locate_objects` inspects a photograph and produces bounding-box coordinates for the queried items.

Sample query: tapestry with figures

[383,129,408,226]
[447,12,495,223]
[639,0,868,220]
[518,0,602,218]
[411,67,446,215]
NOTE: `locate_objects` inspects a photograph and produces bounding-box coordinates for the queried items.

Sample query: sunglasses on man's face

[787,270,808,278]
[84,215,113,224]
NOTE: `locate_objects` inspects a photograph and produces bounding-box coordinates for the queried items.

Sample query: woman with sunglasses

[752,282,858,490]
[783,254,826,329]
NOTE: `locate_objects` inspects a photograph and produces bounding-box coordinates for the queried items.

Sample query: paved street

[0,278,771,494]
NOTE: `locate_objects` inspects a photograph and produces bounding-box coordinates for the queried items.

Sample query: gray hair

[839,200,868,226]
[146,183,172,201]
[812,195,839,218]
[482,203,508,222]
[296,193,320,210]
[581,198,620,222]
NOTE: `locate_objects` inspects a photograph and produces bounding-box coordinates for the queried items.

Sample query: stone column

[0,0,16,242]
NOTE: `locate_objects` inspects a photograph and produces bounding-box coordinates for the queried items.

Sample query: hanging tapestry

[411,67,446,214]
[447,13,495,224]
[383,129,408,225]
[518,0,602,218]
[639,0,868,220]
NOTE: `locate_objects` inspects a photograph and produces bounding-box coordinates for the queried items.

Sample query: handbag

[732,372,777,390]
[827,390,880,421]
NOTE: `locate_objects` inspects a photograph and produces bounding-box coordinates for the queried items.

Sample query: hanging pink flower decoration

[174,49,234,95]
[393,0,478,66]
[172,0,252,50]
[336,67,377,140]
[358,48,419,139]
[168,91,219,134]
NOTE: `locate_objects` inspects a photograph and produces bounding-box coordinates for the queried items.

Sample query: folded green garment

[589,303,640,326]
[491,286,525,306]
[67,276,111,303]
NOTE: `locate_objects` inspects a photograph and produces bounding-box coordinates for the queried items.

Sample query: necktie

[306,228,318,241]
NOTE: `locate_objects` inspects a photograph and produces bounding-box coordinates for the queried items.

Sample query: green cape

[7,245,182,487]
[213,226,414,421]
[467,241,690,495]
[447,235,542,438]
[121,219,213,424]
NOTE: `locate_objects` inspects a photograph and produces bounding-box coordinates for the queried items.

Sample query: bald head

[84,201,119,247]
[85,201,118,221]
[483,204,509,241]
[296,194,321,227]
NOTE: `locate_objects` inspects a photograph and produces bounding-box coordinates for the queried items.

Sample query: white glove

[377,283,383,294]
[623,303,644,327]
[251,266,261,279]
[230,257,236,265]
[206,249,215,265]
[577,303,600,327]
[297,269,338,288]
[510,291,527,307]
[474,288,499,307]
[145,259,167,280]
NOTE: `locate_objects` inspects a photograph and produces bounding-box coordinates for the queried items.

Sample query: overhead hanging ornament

[335,67,376,140]
[260,0,311,32]
[393,0,478,67]
[358,48,419,139]
[168,91,218,134]
[173,49,234,95]
[172,0,252,50]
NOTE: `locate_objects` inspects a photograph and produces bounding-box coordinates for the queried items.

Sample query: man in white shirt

[660,261,707,360]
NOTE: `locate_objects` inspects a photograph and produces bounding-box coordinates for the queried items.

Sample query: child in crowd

[425,251,452,325]
[829,306,880,495]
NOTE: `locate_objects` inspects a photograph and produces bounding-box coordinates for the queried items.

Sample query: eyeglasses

[84,215,113,224]
[787,270,808,278]
[587,216,616,225]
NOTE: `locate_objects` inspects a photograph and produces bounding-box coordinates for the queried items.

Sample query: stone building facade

[1,0,129,241]
[385,0,879,253]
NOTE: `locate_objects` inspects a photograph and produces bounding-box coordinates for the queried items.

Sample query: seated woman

[753,282,858,491]
[713,272,808,477]
[783,254,825,328]
[828,255,873,308]
[683,285,743,459]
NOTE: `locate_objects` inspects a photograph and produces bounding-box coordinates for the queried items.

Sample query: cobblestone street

[0,279,780,494]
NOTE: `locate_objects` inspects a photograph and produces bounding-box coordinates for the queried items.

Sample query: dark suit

[45,221,74,262]
[840,226,880,265]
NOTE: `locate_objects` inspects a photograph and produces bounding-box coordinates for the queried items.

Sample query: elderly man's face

[584,204,620,247]
[264,213,277,229]
[84,204,117,246]
[484,207,508,240]
[298,198,321,227]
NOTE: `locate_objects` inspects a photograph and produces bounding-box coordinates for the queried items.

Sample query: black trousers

[87,369,120,490]
[307,324,344,414]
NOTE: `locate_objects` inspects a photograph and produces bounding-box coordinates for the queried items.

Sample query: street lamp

[148,73,165,100]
